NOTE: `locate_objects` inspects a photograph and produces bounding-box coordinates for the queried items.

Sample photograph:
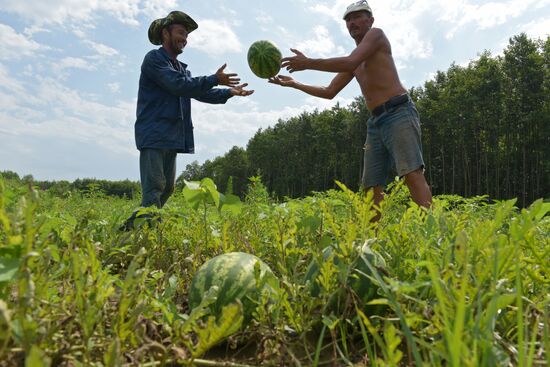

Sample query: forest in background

[3,34,549,207]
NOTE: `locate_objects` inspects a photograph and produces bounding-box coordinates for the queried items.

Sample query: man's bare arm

[268,72,354,99]
[282,28,385,73]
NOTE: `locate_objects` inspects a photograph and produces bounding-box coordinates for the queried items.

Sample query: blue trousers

[139,148,177,208]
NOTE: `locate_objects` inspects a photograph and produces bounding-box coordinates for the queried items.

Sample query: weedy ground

[0,177,548,366]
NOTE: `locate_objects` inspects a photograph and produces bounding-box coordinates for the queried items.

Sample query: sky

[0,0,549,182]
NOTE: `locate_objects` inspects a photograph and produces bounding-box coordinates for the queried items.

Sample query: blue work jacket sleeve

[142,50,219,98]
[194,88,233,104]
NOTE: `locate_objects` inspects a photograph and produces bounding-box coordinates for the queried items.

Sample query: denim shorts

[362,100,425,188]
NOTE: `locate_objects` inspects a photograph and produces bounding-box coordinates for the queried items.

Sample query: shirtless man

[269,0,431,218]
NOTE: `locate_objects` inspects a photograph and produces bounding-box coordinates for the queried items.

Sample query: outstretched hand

[216,64,241,86]
[281,48,309,73]
[230,83,254,97]
[268,75,296,88]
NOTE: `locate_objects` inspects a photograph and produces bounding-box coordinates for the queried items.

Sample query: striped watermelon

[188,252,278,323]
[304,240,386,313]
[247,40,282,79]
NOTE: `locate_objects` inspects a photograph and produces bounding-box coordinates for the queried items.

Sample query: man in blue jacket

[123,10,253,229]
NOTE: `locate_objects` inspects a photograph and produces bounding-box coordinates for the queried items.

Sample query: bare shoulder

[362,27,390,49]
[367,27,387,41]
[369,27,384,35]
[360,27,386,44]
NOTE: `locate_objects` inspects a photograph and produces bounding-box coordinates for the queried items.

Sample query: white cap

[343,0,372,20]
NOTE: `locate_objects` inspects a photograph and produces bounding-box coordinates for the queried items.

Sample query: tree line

[179,34,549,207]
[0,171,140,199]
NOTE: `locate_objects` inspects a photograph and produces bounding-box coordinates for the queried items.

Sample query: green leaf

[530,199,550,221]
[0,212,9,233]
[0,257,20,282]
[25,346,52,367]
[0,300,11,349]
[220,193,243,215]
[494,293,516,310]
[0,244,23,259]
[322,314,340,330]
[366,298,390,306]
[298,215,322,234]
[201,178,220,209]
[182,186,207,210]
[181,286,221,333]
[104,338,122,367]
[192,301,244,357]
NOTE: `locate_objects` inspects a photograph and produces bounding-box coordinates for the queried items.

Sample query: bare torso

[353,29,406,110]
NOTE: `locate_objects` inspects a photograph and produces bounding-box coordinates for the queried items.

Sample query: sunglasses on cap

[346,0,369,10]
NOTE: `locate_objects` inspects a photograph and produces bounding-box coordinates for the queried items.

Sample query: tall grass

[0,176,548,366]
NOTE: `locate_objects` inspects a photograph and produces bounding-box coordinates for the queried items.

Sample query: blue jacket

[135,47,232,153]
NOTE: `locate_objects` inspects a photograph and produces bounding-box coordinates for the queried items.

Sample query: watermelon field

[0,175,548,366]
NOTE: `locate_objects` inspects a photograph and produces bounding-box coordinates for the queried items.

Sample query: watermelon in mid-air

[188,252,279,323]
[247,40,282,79]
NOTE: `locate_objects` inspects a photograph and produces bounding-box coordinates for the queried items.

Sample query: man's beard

[168,35,184,55]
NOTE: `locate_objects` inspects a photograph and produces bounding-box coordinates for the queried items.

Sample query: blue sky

[1,0,549,181]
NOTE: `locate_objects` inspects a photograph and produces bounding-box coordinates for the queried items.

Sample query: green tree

[502,33,547,205]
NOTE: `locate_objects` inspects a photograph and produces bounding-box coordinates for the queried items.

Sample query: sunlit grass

[0,177,548,366]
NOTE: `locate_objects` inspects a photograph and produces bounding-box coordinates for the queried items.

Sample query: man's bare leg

[404,168,432,208]
[365,185,385,222]
[366,170,430,222]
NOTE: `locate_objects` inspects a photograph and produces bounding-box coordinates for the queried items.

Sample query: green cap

[148,11,198,45]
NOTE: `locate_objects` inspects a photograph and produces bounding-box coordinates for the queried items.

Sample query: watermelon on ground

[188,252,279,324]
[304,240,386,313]
[247,40,282,79]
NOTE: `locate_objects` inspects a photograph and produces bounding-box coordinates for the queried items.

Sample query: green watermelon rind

[188,252,278,323]
[304,241,386,310]
[247,40,282,79]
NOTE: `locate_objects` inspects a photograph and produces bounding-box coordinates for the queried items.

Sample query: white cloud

[62,35,127,75]
[296,25,346,57]
[256,13,274,25]
[521,17,550,39]
[98,0,141,26]
[140,0,178,18]
[220,5,238,17]
[437,0,545,38]
[54,57,96,72]
[0,0,169,27]
[275,26,293,40]
[108,82,121,93]
[0,66,135,161]
[189,94,356,160]
[23,25,50,37]
[307,0,546,64]
[84,40,119,57]
[34,77,133,128]
[0,24,46,60]
[193,93,354,136]
[309,0,350,21]
[0,63,27,96]
[309,0,433,63]
[256,14,277,33]
[0,0,96,25]
[303,95,355,110]
[190,19,243,56]
[386,27,432,62]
